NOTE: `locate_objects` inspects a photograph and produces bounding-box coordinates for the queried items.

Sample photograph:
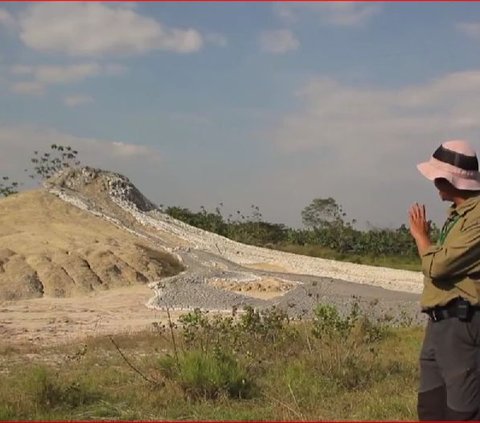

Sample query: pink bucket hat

[417,140,480,191]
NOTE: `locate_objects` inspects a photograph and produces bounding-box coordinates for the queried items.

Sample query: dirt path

[0,285,184,347]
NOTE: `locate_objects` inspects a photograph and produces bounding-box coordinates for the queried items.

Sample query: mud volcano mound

[0,168,184,301]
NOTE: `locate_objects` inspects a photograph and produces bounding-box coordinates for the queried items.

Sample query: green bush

[313,304,357,339]
[29,367,99,410]
[178,306,295,356]
[313,302,389,344]
[159,350,256,400]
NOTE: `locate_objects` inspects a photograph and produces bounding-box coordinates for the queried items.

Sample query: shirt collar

[448,195,480,217]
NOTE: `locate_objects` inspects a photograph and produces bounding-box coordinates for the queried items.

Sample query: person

[409,139,480,421]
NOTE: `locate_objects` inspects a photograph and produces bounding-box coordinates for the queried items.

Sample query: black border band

[432,145,478,171]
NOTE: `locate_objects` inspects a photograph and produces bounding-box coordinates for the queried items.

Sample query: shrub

[317,347,380,390]
[158,350,256,400]
[178,306,295,357]
[312,301,389,344]
[29,367,98,410]
[312,304,357,339]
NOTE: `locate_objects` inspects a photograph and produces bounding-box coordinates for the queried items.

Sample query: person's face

[434,178,456,202]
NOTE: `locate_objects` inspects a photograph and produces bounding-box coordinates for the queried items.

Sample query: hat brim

[417,161,480,191]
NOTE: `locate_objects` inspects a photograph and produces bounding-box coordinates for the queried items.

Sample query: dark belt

[423,298,480,322]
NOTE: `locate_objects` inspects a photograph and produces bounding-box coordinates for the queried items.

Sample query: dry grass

[0,307,424,421]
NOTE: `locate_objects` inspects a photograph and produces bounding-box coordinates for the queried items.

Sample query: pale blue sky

[2,2,480,228]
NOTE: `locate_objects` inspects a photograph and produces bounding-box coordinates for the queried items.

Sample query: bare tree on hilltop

[0,144,81,197]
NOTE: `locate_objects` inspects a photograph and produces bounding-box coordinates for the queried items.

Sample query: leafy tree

[165,205,228,236]
[0,177,20,197]
[301,197,346,229]
[25,144,80,181]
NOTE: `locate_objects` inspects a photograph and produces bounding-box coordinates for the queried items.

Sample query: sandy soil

[208,277,295,300]
[0,279,422,348]
[0,285,183,347]
[0,277,306,346]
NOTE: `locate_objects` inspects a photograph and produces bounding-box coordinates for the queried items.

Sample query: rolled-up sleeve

[421,221,480,280]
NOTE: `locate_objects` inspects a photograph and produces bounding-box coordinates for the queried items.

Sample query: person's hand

[409,203,430,240]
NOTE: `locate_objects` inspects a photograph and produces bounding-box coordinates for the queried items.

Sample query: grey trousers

[418,313,480,420]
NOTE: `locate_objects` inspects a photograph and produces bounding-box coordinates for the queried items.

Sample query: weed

[158,349,256,400]
[313,300,389,344]
[29,367,99,410]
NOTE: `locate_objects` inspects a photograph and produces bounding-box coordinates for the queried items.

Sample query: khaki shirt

[421,195,480,309]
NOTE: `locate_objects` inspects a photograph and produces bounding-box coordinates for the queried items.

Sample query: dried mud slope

[0,190,184,300]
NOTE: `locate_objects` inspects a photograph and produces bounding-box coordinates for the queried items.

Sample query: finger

[408,209,416,224]
[409,209,418,223]
[415,204,422,221]
[408,205,415,217]
[417,204,426,222]
[413,203,420,220]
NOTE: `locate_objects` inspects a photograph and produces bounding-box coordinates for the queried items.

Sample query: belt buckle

[456,299,471,321]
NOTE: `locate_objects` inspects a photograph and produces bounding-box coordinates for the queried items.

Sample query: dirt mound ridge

[0,190,183,301]
[45,166,156,212]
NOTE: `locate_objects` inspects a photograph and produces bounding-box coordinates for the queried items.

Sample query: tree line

[164,198,436,261]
